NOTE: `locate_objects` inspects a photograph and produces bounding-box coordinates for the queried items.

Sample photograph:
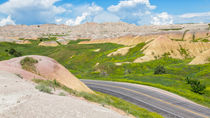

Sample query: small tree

[190,80,206,94]
[9,48,16,55]
[154,65,166,74]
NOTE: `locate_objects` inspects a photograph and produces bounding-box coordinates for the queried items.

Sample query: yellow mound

[107,46,134,57]
[79,35,150,46]
[134,36,210,63]
[39,41,59,47]
[189,49,210,65]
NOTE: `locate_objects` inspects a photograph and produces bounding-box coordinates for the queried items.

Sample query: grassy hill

[0,39,209,108]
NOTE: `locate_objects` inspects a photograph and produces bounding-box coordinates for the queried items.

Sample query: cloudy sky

[0,0,209,26]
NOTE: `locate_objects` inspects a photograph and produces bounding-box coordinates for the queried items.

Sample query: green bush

[7,48,22,57]
[154,65,166,74]
[35,83,52,94]
[190,80,206,94]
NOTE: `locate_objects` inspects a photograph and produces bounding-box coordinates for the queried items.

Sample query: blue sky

[0,0,209,26]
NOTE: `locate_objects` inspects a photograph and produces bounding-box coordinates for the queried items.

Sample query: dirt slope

[134,36,210,63]
[189,49,210,65]
[0,71,128,118]
[0,55,93,93]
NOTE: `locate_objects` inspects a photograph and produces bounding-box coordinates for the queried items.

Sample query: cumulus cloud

[108,0,156,12]
[0,0,66,25]
[64,3,103,25]
[106,0,158,25]
[0,0,208,26]
[0,16,16,26]
[151,12,173,25]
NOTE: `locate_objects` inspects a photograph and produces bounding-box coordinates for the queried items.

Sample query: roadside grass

[33,79,163,118]
[0,41,209,108]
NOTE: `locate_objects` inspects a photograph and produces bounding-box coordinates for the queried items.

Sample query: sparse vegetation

[20,57,38,73]
[33,79,162,118]
[178,45,189,58]
[59,92,66,96]
[35,83,52,94]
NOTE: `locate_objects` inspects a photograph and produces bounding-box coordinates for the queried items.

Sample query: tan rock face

[107,46,134,57]
[39,41,59,47]
[0,55,94,93]
[0,23,209,42]
[16,40,31,44]
[189,49,210,65]
[134,36,210,63]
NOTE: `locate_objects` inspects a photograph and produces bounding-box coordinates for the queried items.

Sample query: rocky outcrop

[0,55,94,93]
[134,36,210,63]
[0,23,209,42]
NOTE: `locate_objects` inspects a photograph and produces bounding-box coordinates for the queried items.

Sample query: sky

[0,0,209,26]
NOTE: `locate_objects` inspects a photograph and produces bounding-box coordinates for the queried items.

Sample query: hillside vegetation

[0,38,209,108]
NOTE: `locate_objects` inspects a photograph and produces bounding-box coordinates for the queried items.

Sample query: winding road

[81,79,210,118]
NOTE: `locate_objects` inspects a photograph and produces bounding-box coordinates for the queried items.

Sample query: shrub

[96,62,116,76]
[7,48,22,57]
[20,57,38,73]
[154,65,166,74]
[190,80,206,94]
[9,48,16,55]
[35,83,52,94]
[185,76,191,84]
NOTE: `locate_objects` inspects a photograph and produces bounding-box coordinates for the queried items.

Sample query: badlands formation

[0,55,93,93]
[0,22,209,64]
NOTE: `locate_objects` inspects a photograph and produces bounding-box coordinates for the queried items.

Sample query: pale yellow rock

[189,49,210,65]
[107,46,134,57]
[39,41,59,47]
[134,36,210,63]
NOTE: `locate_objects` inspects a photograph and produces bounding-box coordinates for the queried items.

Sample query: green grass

[33,79,163,118]
[159,28,183,31]
[0,41,209,108]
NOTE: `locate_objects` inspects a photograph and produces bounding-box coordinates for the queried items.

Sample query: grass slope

[33,79,162,118]
[0,40,209,108]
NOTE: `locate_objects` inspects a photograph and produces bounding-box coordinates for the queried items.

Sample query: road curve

[81,79,210,118]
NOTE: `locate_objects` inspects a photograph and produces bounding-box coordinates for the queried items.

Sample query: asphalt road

[81,79,210,118]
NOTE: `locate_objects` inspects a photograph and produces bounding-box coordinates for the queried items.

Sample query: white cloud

[108,0,156,12]
[151,12,173,25]
[65,12,89,25]
[65,3,103,26]
[0,16,15,26]
[0,0,66,25]
[180,12,210,18]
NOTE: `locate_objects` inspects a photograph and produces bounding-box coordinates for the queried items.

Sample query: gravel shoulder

[0,71,128,118]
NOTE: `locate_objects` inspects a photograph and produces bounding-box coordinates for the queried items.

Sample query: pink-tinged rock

[0,55,94,93]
